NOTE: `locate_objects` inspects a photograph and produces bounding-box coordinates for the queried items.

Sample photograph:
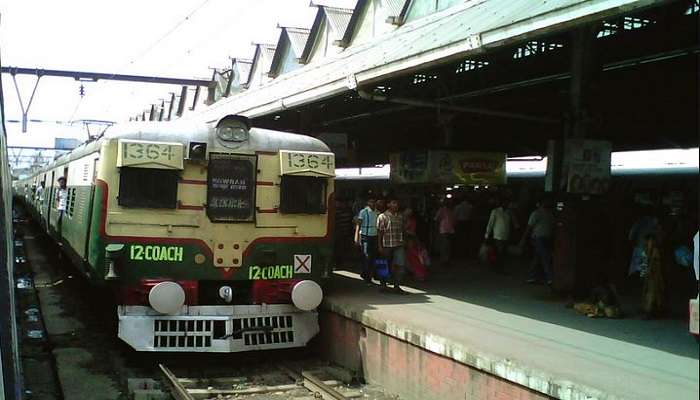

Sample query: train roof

[103,121,330,154]
[30,119,331,175]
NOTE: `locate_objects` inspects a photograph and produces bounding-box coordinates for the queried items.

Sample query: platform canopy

[195,0,697,164]
[201,0,663,118]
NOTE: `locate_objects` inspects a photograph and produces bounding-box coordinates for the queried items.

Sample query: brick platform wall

[316,311,553,400]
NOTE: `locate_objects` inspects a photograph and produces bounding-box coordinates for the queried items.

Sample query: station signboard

[562,139,612,195]
[390,150,506,185]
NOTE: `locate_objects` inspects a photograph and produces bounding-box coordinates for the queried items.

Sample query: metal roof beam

[0,66,213,87]
[356,89,560,124]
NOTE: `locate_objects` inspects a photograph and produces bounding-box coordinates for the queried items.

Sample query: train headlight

[148,281,185,315]
[291,280,323,311]
[216,117,249,142]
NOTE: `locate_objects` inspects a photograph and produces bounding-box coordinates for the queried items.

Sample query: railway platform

[318,262,699,400]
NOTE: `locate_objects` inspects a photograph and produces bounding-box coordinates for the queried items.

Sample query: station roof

[245,43,277,88]
[269,27,311,78]
[300,5,355,63]
[199,0,666,122]
[231,58,253,89]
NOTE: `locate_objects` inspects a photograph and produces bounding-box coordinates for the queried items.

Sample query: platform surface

[323,266,699,400]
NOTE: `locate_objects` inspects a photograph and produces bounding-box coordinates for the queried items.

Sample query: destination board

[117,139,184,170]
[206,153,256,222]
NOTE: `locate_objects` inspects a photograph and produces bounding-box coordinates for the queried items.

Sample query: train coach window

[118,167,178,209]
[280,176,327,214]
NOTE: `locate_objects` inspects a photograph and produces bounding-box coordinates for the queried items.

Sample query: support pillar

[552,24,609,298]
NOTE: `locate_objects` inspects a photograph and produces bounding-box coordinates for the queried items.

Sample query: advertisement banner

[430,151,506,185]
[562,139,612,194]
[390,151,506,185]
[389,151,430,184]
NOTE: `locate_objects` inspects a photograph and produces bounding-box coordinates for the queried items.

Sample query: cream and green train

[14,116,335,352]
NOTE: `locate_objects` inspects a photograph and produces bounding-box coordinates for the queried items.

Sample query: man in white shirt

[485,198,516,273]
[56,177,68,227]
[521,199,555,285]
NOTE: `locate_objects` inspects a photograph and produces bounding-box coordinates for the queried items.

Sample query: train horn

[104,260,119,280]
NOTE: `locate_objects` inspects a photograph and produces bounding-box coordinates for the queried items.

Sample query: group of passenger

[342,188,698,322]
[25,176,68,219]
[347,190,557,294]
[627,205,699,319]
[353,194,409,294]
[438,195,555,284]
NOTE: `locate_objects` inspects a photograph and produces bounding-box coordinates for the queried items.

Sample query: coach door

[45,170,55,232]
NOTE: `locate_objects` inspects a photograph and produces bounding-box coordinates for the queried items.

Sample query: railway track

[13,207,399,400]
[160,363,362,400]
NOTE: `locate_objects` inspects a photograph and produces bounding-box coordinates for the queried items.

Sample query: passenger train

[2,56,21,398]
[14,115,335,352]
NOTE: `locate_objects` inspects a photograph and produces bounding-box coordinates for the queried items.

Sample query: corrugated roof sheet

[199,0,663,121]
[260,44,277,67]
[233,59,252,84]
[286,27,312,57]
[300,5,354,63]
[384,0,409,18]
[325,6,354,39]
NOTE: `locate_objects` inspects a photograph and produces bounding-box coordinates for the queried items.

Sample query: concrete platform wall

[316,311,552,400]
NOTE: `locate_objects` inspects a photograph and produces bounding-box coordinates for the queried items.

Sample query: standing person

[484,198,515,273]
[34,181,45,203]
[377,197,407,294]
[56,176,68,232]
[454,196,474,258]
[375,198,386,214]
[435,199,456,267]
[354,195,379,284]
[628,207,659,277]
[404,207,417,237]
[35,181,46,218]
[641,234,665,319]
[521,199,555,285]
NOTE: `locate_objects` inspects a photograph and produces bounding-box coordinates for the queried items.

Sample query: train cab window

[118,167,178,209]
[279,176,327,214]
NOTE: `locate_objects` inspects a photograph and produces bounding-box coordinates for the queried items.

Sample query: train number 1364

[286,152,333,170]
[122,142,175,161]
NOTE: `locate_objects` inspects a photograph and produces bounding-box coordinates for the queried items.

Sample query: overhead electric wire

[97,0,214,118]
[118,0,214,72]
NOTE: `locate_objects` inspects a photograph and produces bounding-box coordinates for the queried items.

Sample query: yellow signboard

[432,151,506,185]
[117,139,184,170]
[279,150,335,177]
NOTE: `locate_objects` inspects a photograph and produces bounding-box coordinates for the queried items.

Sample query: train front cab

[99,120,335,352]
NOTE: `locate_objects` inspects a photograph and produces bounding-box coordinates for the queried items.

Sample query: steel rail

[159,364,195,400]
[280,365,349,400]
[301,370,350,400]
